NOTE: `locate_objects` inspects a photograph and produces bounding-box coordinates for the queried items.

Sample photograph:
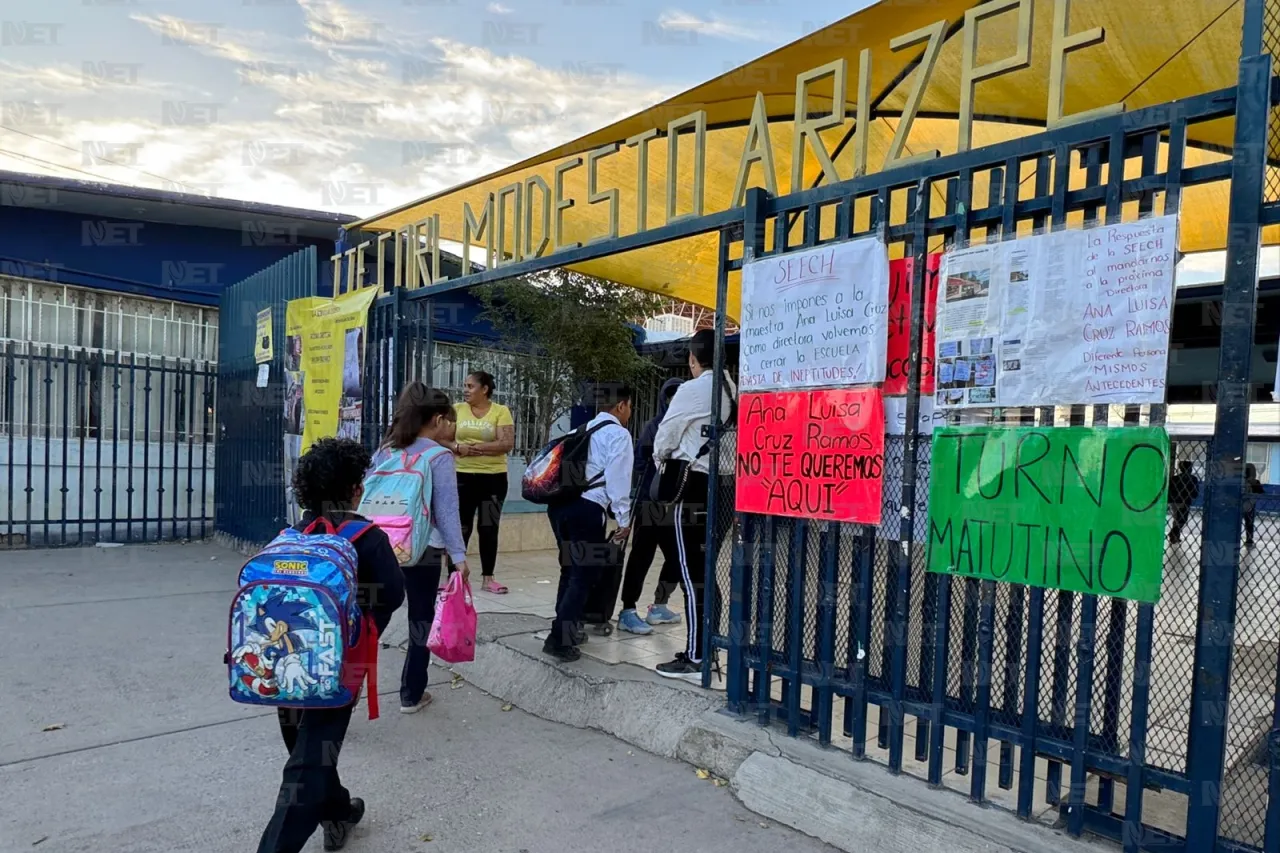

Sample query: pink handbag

[427,573,477,663]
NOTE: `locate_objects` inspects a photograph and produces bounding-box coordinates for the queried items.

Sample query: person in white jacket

[651,329,736,681]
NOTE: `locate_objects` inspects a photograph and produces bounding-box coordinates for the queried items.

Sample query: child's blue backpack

[358,446,448,565]
[226,517,383,718]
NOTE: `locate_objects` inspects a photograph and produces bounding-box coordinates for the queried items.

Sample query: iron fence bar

[126,355,136,543]
[171,362,181,536]
[1066,594,1100,837]
[786,519,808,737]
[201,369,213,538]
[737,188,770,716]
[1092,126,1128,815]
[175,359,183,537]
[703,225,733,686]
[143,356,153,541]
[850,527,873,758]
[1244,0,1266,56]
[158,356,167,540]
[927,574,954,785]
[1017,587,1047,817]
[1185,50,1273,851]
[75,348,85,544]
[873,185,890,754]
[412,208,742,299]
[186,358,196,540]
[728,513,752,716]
[956,562,979,776]
[889,176,931,775]
[1045,140,1076,809]
[58,346,69,544]
[4,341,12,547]
[111,354,120,541]
[970,580,998,802]
[1123,602,1156,853]
[994,154,1027,791]
[422,297,434,387]
[761,90,1241,222]
[40,344,51,545]
[815,523,839,745]
[755,515,777,723]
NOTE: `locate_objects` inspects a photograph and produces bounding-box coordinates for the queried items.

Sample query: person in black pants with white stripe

[651,330,736,682]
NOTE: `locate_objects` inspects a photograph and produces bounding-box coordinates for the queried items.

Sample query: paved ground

[0,542,831,853]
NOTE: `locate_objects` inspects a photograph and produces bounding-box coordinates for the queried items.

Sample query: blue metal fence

[694,23,1280,853]
[214,246,318,544]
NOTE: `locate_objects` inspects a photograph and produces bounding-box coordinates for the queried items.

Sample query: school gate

[214,248,319,546]
[337,2,1280,849]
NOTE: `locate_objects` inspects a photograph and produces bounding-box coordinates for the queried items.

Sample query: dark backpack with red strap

[226,517,383,719]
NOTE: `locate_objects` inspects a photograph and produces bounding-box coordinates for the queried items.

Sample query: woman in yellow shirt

[453,370,516,593]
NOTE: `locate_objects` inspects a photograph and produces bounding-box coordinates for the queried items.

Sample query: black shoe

[322,797,364,851]
[543,640,582,662]
[656,653,702,683]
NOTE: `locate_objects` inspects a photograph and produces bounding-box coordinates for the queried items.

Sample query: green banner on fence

[926,426,1170,603]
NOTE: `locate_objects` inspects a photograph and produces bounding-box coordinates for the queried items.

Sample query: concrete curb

[451,630,722,759]
[454,615,1112,853]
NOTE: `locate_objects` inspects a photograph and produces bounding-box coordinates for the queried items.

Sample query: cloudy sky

[0,0,868,219]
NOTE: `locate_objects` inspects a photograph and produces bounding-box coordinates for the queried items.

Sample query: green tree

[475,269,660,460]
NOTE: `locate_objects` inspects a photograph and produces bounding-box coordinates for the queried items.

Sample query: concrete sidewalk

[0,541,832,853]
[1,540,1111,853]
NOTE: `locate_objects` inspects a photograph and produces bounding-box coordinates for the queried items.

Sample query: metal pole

[702,225,733,685]
[1184,49,1272,850]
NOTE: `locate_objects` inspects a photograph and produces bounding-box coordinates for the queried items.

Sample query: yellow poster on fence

[282,287,377,523]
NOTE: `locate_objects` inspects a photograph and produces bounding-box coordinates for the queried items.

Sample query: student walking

[616,377,685,635]
[1244,463,1265,548]
[651,330,736,682]
[543,384,634,662]
[454,370,515,593]
[1168,460,1200,545]
[369,383,471,714]
[257,438,404,853]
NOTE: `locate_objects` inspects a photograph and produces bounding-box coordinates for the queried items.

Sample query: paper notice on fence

[934,215,1176,408]
[739,235,890,391]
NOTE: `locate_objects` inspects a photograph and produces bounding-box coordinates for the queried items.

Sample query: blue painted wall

[0,205,338,306]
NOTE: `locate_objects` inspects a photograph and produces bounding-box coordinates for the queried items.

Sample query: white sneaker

[399,693,433,714]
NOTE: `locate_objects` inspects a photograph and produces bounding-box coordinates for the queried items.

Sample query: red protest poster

[884,253,942,395]
[735,388,886,524]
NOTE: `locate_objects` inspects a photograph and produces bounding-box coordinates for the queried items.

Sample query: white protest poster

[934,215,1177,408]
[739,235,890,391]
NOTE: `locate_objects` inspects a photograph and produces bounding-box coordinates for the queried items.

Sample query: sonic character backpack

[226,518,383,719]
[522,421,620,505]
[358,446,449,565]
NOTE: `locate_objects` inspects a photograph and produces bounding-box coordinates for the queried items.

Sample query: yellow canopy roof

[353,0,1265,316]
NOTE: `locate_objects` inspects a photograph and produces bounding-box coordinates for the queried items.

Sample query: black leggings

[457,472,508,577]
[401,549,444,706]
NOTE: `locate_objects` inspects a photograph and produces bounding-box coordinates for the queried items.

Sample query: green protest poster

[927,426,1170,603]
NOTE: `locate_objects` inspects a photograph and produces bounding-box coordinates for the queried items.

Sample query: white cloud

[656,9,770,42]
[487,2,515,13]
[0,1,678,218]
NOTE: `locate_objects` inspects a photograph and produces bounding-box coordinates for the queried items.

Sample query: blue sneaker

[646,604,681,626]
[617,609,653,635]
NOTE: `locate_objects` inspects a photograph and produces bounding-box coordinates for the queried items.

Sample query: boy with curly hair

[257,437,404,853]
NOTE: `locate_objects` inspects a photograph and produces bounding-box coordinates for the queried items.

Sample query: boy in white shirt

[543,383,634,662]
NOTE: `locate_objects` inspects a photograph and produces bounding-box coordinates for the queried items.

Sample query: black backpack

[521,421,621,505]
